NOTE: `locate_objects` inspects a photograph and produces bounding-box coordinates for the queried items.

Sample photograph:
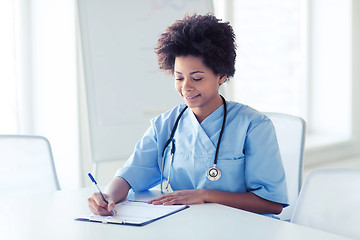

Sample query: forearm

[203,189,283,215]
[149,188,283,215]
[105,176,131,203]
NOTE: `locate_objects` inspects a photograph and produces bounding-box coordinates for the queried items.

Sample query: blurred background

[1,0,359,189]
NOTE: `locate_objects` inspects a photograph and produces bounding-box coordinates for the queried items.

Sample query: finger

[88,195,100,210]
[107,200,116,212]
[88,198,112,216]
[88,194,114,216]
[162,198,177,205]
[148,195,167,204]
[153,195,177,205]
[150,200,162,205]
[97,207,112,216]
[91,193,108,208]
[89,202,106,215]
[150,195,170,204]
[150,198,166,205]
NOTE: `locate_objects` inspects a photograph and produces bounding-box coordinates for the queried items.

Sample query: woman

[88,14,288,218]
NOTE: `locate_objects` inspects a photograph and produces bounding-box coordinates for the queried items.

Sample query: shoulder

[226,101,273,133]
[227,101,269,122]
[150,103,188,130]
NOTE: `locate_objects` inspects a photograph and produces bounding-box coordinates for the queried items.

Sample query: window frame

[215,0,360,165]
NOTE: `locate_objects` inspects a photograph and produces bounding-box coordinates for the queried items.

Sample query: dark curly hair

[155,13,236,81]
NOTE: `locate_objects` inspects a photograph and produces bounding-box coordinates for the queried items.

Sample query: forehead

[174,55,208,72]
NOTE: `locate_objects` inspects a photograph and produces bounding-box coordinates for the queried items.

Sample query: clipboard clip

[101,216,124,224]
[101,219,108,224]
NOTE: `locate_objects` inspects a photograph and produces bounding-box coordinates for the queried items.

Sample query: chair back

[0,135,60,195]
[264,112,306,221]
[291,168,360,239]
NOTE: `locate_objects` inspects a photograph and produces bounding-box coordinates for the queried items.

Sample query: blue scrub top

[116,101,288,208]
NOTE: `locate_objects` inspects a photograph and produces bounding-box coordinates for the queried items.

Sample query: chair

[291,168,360,239]
[0,135,60,195]
[264,112,306,221]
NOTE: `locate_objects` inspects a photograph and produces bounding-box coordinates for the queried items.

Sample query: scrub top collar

[186,102,226,153]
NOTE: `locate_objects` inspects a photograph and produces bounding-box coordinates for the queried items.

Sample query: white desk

[0,188,350,240]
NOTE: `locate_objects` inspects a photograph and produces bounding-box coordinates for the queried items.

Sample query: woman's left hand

[148,189,207,205]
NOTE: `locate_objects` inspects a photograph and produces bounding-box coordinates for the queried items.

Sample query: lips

[184,94,200,100]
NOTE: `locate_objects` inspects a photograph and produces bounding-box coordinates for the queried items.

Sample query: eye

[175,77,184,81]
[193,77,203,81]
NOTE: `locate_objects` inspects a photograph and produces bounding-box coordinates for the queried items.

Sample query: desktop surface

[0,188,350,240]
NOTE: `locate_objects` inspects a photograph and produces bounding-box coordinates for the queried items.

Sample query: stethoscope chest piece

[206,165,221,181]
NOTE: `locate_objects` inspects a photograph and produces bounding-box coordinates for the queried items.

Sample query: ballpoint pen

[88,173,115,215]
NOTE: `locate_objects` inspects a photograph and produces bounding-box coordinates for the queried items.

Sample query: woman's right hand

[88,192,116,216]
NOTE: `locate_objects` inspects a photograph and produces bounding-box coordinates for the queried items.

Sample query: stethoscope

[160,95,227,193]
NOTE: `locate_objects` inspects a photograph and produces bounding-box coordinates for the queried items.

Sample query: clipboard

[75,200,188,226]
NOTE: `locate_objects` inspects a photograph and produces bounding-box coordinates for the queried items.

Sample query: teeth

[185,95,199,99]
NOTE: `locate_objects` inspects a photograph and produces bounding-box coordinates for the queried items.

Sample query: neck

[193,95,224,123]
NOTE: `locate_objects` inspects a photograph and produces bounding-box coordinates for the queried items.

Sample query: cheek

[175,82,182,92]
[209,81,220,92]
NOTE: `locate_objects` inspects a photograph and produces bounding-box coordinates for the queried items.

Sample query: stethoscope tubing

[213,95,227,166]
[160,95,227,193]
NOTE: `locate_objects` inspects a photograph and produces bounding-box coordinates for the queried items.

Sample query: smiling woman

[174,56,227,123]
[156,14,235,122]
[88,13,288,218]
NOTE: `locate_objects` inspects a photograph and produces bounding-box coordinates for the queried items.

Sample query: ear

[218,75,227,85]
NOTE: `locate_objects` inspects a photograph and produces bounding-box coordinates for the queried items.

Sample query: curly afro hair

[155,14,236,81]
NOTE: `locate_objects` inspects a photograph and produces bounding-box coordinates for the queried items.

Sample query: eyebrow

[175,71,205,75]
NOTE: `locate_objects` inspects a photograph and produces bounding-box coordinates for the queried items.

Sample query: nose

[182,77,193,91]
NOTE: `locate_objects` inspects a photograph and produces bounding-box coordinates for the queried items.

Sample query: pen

[88,173,115,215]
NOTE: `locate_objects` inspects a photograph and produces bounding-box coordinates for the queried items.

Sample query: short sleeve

[115,120,161,192]
[244,117,289,206]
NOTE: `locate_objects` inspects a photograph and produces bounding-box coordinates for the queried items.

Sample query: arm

[88,177,131,216]
[148,189,283,215]
[205,189,283,214]
[88,119,162,216]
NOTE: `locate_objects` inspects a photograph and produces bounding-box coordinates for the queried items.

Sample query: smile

[184,94,200,100]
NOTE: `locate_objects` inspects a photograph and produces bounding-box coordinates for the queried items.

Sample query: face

[174,55,227,121]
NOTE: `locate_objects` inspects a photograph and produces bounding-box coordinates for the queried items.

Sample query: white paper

[77,201,187,225]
